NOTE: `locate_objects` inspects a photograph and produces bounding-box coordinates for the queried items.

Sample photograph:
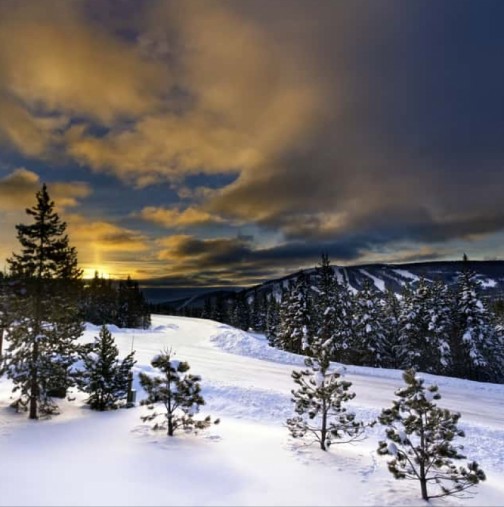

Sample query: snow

[0,315,503,506]
[479,278,497,288]
[360,269,386,292]
[392,269,420,282]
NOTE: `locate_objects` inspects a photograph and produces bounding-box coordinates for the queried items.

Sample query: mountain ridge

[146,259,504,310]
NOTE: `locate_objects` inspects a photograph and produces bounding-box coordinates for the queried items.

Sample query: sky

[0,0,503,289]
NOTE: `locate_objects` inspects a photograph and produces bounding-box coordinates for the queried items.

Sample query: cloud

[0,0,503,279]
[0,1,322,187]
[138,206,226,228]
[67,214,149,255]
[0,168,91,211]
[0,2,170,123]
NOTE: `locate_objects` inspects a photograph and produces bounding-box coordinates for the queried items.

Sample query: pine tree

[265,294,280,346]
[381,289,403,369]
[312,253,338,357]
[116,276,151,329]
[2,184,84,418]
[277,272,313,354]
[83,272,118,325]
[0,272,13,360]
[287,341,365,451]
[139,349,218,436]
[351,279,386,366]
[398,278,452,374]
[250,289,267,332]
[451,262,503,381]
[210,293,227,324]
[229,292,249,330]
[328,269,355,364]
[378,369,485,500]
[77,325,136,411]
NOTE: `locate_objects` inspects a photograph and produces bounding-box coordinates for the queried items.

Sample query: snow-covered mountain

[0,315,502,506]
[253,260,504,299]
[152,260,504,310]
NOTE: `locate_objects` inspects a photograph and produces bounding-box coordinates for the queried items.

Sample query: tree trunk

[167,414,174,436]
[29,340,39,420]
[420,476,428,501]
[320,400,327,451]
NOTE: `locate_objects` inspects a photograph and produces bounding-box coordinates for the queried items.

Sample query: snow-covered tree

[277,272,313,354]
[378,369,486,501]
[139,349,218,436]
[328,269,355,364]
[398,279,453,374]
[351,279,386,366]
[381,289,404,368]
[451,263,504,382]
[77,325,136,411]
[312,254,339,357]
[2,184,83,418]
[287,360,365,451]
[287,338,365,451]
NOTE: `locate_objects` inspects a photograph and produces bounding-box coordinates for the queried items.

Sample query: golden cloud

[0,2,170,124]
[0,168,91,211]
[138,205,225,228]
[0,1,323,188]
[67,214,150,254]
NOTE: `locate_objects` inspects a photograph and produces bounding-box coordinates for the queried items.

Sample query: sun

[82,266,111,280]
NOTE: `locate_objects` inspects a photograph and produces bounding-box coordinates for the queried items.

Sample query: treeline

[169,254,504,383]
[82,273,150,329]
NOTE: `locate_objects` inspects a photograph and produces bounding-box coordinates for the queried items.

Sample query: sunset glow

[0,1,502,288]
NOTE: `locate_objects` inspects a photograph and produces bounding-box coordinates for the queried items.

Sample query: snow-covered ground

[1,315,503,506]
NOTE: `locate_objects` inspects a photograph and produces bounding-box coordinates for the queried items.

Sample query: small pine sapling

[378,369,485,501]
[287,347,365,451]
[139,349,219,436]
[77,325,136,411]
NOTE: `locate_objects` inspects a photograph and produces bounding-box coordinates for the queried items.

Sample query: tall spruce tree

[277,272,313,354]
[2,184,84,418]
[451,261,503,381]
[351,279,386,366]
[398,278,451,374]
[139,349,218,436]
[312,253,338,357]
[77,325,136,410]
[378,369,485,500]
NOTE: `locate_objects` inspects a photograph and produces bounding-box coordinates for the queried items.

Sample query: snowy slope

[0,315,503,506]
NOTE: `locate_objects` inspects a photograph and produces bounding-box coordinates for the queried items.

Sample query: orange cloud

[67,214,150,254]
[0,168,90,211]
[0,1,323,188]
[138,205,226,228]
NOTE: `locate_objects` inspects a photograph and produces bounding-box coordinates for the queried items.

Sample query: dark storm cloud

[209,0,504,250]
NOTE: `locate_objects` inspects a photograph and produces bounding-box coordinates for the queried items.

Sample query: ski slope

[0,315,503,506]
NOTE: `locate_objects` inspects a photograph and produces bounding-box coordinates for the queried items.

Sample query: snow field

[0,315,503,506]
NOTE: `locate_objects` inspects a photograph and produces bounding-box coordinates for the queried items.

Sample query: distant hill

[146,260,504,311]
